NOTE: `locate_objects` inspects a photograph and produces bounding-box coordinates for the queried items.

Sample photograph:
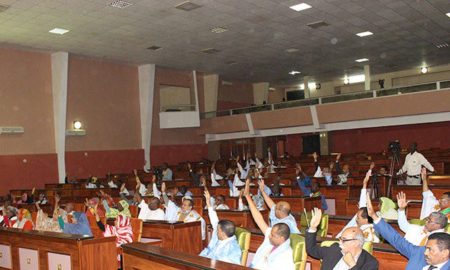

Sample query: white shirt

[251,227,295,270]
[138,200,165,220]
[138,184,147,196]
[108,181,118,188]
[421,190,444,220]
[421,260,448,270]
[215,204,230,210]
[400,151,434,176]
[398,209,445,245]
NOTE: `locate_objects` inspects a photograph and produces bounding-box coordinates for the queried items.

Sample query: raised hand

[258,179,265,192]
[396,191,408,210]
[133,169,137,176]
[152,174,156,183]
[244,178,251,197]
[312,152,318,161]
[204,188,211,207]
[310,207,322,229]
[421,167,427,181]
[366,192,379,220]
[161,182,166,193]
[369,161,375,170]
[336,153,341,161]
[363,169,371,188]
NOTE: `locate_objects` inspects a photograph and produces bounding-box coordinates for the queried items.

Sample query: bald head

[340,227,365,254]
[275,201,291,219]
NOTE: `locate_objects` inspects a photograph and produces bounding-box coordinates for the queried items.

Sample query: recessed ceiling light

[421,67,428,74]
[49,28,70,35]
[147,45,162,51]
[211,27,228,34]
[201,48,220,54]
[436,43,449,48]
[355,58,369,63]
[356,31,373,37]
[289,70,301,75]
[285,48,299,53]
[446,12,450,18]
[109,0,133,8]
[289,3,312,12]
[175,1,202,11]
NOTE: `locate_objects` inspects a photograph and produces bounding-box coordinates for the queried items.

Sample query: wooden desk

[247,229,407,270]
[204,210,269,230]
[140,220,202,255]
[122,242,249,270]
[0,227,117,270]
[271,196,322,214]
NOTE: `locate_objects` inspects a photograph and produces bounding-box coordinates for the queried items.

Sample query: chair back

[235,227,251,266]
[300,212,329,237]
[290,234,306,270]
[130,218,143,242]
[87,215,106,238]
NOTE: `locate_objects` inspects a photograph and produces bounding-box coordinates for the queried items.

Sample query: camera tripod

[387,151,401,197]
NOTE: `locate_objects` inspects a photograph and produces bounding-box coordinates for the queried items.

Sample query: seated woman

[59,211,92,236]
[92,204,133,268]
[34,202,61,232]
[12,209,34,230]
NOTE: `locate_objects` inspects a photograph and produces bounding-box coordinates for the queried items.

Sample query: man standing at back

[398,142,434,185]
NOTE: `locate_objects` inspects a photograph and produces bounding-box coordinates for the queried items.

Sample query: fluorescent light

[446,12,450,18]
[355,58,369,62]
[348,74,365,83]
[356,31,373,37]
[211,27,228,34]
[421,67,428,74]
[298,82,316,90]
[289,3,312,12]
[289,70,301,75]
[49,28,69,35]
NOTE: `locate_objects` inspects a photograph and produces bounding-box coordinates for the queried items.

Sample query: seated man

[337,166,380,242]
[200,188,241,264]
[161,183,206,240]
[214,195,230,210]
[367,193,450,270]
[312,152,334,186]
[244,179,295,269]
[258,179,300,234]
[335,153,351,185]
[420,168,450,220]
[136,194,165,220]
[397,191,447,245]
[306,208,378,270]
[162,162,173,181]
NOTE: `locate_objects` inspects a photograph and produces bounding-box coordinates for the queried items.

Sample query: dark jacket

[306,230,378,270]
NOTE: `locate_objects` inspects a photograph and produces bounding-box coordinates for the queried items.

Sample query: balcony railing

[200,80,450,119]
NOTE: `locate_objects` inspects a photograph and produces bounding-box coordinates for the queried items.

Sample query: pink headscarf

[104,215,133,247]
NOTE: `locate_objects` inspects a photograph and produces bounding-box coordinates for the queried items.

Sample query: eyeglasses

[338,237,357,242]
[424,217,440,224]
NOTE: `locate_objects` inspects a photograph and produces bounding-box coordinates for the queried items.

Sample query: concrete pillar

[252,82,269,105]
[51,52,69,183]
[304,76,311,98]
[364,65,371,91]
[138,64,156,172]
[203,74,219,113]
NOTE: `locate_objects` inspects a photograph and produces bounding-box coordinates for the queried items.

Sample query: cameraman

[398,142,434,185]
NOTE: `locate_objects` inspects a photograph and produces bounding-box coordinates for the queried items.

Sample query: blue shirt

[374,218,450,270]
[269,205,300,234]
[199,207,242,264]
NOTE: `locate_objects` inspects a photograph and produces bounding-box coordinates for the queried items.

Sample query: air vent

[0,4,10,12]
[147,45,162,51]
[307,21,329,29]
[211,27,228,34]
[285,48,299,53]
[109,0,133,8]
[436,43,449,49]
[201,48,220,54]
[175,1,202,11]
[226,60,237,65]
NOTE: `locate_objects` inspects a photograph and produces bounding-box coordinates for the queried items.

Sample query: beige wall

[151,68,205,145]
[159,85,191,110]
[0,47,55,155]
[65,56,141,151]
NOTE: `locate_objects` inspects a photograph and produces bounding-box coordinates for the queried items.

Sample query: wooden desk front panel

[141,222,202,255]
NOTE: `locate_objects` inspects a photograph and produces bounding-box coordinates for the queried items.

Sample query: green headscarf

[379,197,398,220]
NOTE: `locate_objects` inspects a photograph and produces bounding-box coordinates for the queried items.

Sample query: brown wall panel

[251,107,313,129]
[317,90,450,124]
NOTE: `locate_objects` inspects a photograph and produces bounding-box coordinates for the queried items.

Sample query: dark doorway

[302,134,320,154]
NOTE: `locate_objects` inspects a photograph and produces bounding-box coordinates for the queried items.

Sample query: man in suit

[306,208,378,270]
[366,192,450,270]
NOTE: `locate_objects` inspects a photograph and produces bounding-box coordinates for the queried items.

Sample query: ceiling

[0,0,449,84]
